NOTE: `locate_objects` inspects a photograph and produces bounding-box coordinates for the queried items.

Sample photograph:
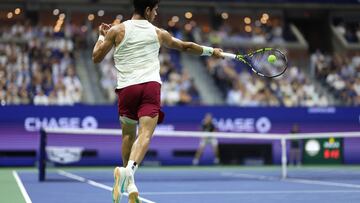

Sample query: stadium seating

[311,51,360,105]
[333,18,360,43]
[0,22,82,105]
[1,11,359,107]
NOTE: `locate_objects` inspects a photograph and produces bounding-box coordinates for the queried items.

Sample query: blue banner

[0,106,359,166]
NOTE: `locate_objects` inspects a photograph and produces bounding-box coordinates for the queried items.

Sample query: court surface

[8,166,360,203]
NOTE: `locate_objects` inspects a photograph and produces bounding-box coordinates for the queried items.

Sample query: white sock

[126,160,138,175]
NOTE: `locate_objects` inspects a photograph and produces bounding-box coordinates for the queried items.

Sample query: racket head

[237,48,288,78]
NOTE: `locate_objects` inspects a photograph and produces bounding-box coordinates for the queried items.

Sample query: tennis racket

[221,48,288,78]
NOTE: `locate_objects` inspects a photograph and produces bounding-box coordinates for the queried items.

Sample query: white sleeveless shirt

[113,20,162,89]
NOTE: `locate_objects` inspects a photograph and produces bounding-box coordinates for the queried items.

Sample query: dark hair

[133,0,160,17]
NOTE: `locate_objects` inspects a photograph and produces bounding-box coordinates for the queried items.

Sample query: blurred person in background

[289,123,302,166]
[193,113,220,165]
[33,89,49,105]
[63,65,82,103]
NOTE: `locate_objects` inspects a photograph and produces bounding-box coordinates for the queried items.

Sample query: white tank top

[113,20,161,89]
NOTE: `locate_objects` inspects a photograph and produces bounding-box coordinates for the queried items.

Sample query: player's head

[204,113,213,123]
[133,0,160,22]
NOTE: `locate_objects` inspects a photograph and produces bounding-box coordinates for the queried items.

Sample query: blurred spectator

[289,123,302,166]
[56,80,74,105]
[161,71,198,105]
[63,65,82,103]
[333,19,360,43]
[226,81,244,105]
[158,47,200,105]
[33,89,49,105]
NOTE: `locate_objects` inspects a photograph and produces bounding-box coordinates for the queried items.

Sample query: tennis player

[92,0,223,202]
[193,113,220,165]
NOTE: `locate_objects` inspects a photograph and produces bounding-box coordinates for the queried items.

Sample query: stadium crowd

[184,16,330,107]
[1,15,359,107]
[0,22,82,105]
[159,48,200,105]
[181,15,290,48]
[85,15,360,107]
[311,51,360,105]
[206,57,329,107]
[333,19,360,43]
[215,18,287,45]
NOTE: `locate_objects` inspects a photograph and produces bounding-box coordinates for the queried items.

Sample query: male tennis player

[92,0,223,202]
[193,113,220,165]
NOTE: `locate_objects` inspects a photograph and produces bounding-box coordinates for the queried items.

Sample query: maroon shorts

[115,81,164,124]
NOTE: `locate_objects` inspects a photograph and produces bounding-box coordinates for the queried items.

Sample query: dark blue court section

[19,167,360,203]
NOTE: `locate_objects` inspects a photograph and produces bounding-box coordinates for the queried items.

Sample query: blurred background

[0,0,359,167]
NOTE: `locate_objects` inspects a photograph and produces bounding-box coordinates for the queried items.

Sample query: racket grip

[221,52,236,59]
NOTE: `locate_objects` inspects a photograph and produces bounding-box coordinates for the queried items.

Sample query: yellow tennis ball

[268,54,277,63]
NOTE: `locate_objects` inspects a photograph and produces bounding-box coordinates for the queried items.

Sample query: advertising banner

[0,106,359,165]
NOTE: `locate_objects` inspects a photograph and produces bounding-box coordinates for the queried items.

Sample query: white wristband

[98,35,105,42]
[201,46,214,56]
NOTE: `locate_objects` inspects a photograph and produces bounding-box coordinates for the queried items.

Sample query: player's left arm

[157,28,223,58]
[92,23,116,64]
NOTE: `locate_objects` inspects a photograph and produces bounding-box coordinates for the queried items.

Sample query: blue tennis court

[1,1,360,203]
[14,166,360,203]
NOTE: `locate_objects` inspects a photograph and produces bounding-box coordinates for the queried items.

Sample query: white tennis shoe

[125,168,141,203]
[112,167,128,203]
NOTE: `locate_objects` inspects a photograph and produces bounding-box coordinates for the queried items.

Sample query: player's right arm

[92,23,124,64]
[157,28,223,59]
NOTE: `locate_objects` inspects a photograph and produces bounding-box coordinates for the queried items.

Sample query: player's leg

[120,117,137,166]
[295,148,301,166]
[208,138,220,164]
[129,115,158,163]
[211,138,220,164]
[126,115,158,203]
[114,86,141,203]
[193,138,206,165]
[113,118,137,203]
[126,81,162,167]
[125,82,162,203]
[289,149,295,166]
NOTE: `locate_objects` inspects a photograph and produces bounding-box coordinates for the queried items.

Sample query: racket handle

[221,52,236,59]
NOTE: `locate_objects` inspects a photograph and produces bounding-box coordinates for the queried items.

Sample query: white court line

[12,170,32,203]
[285,178,360,189]
[57,170,156,203]
[222,172,278,181]
[140,190,360,195]
[222,172,360,189]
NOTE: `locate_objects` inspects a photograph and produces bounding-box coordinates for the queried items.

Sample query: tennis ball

[267,54,277,63]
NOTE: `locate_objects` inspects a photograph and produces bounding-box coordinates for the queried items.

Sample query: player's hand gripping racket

[221,48,288,78]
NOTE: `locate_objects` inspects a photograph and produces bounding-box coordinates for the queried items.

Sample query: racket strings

[249,50,287,78]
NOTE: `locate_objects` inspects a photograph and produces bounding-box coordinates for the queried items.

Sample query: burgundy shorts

[115,81,164,124]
